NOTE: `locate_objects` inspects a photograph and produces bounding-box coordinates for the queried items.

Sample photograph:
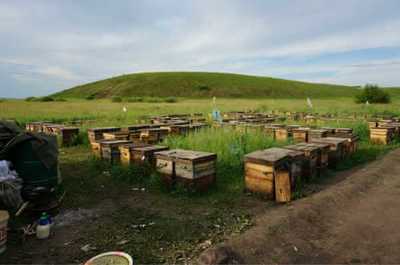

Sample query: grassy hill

[54,71,359,99]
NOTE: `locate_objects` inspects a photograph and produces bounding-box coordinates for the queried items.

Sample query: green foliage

[54,98,67,102]
[164,96,177,103]
[25,96,38,102]
[85,94,96,100]
[355,84,391,104]
[39,96,55,102]
[111,96,122,102]
[126,96,144,102]
[52,72,358,99]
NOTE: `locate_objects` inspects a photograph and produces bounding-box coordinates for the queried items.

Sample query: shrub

[355,84,390,104]
[86,95,96,100]
[111,96,122,102]
[39,96,55,102]
[126,97,143,102]
[164,96,178,103]
[25,97,37,102]
[55,98,67,102]
[197,85,211,92]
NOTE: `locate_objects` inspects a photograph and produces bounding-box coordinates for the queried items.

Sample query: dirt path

[209,148,400,264]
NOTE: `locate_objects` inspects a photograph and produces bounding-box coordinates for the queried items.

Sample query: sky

[0,0,400,98]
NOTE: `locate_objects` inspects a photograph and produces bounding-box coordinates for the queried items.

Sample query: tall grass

[164,127,288,194]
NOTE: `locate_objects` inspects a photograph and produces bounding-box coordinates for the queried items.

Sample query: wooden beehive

[310,137,347,168]
[155,150,176,186]
[307,143,329,171]
[130,145,169,166]
[284,143,320,181]
[173,149,217,191]
[308,129,328,142]
[292,127,310,143]
[140,128,169,144]
[275,127,289,141]
[167,124,190,136]
[119,143,151,165]
[91,139,115,158]
[189,123,207,132]
[272,148,305,195]
[321,127,336,137]
[244,148,290,200]
[103,131,130,141]
[60,127,79,146]
[155,149,217,191]
[87,127,121,143]
[101,140,132,163]
[370,127,395,145]
[368,121,378,129]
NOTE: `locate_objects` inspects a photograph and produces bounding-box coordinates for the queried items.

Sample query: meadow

[3,97,400,263]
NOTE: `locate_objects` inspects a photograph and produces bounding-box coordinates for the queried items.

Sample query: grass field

[3,97,400,263]
[2,97,400,126]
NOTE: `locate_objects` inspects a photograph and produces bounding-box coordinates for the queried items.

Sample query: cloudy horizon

[1,0,400,98]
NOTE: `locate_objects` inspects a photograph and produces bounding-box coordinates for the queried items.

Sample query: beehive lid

[155,149,216,162]
[101,140,131,147]
[284,143,320,153]
[271,147,305,160]
[292,127,310,132]
[88,127,120,132]
[120,142,150,150]
[126,124,151,131]
[309,129,329,134]
[245,148,290,165]
[307,142,330,151]
[311,137,347,146]
[104,131,129,136]
[335,128,353,133]
[60,127,79,131]
[133,145,169,153]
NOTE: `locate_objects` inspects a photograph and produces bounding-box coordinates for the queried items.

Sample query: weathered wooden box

[155,149,217,191]
[307,143,330,171]
[308,129,328,142]
[244,148,290,201]
[42,124,63,135]
[103,131,130,141]
[140,128,169,144]
[292,127,310,143]
[173,150,217,191]
[60,127,79,146]
[284,143,320,181]
[87,127,121,143]
[129,145,169,166]
[275,127,289,141]
[370,127,395,145]
[101,140,132,163]
[119,143,151,165]
[310,137,347,168]
[165,124,190,136]
[368,121,378,129]
[91,139,115,158]
[271,147,306,196]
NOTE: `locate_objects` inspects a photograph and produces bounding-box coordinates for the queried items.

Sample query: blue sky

[0,0,400,98]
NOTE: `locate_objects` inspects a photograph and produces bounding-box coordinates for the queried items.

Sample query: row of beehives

[149,113,207,125]
[25,121,80,146]
[88,121,208,146]
[245,137,358,202]
[369,119,400,145]
[91,138,217,191]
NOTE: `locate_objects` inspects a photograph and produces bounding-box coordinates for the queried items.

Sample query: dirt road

[212,148,400,264]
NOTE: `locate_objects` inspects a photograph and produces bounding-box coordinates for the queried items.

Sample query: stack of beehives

[369,118,400,145]
[25,121,80,146]
[244,131,358,202]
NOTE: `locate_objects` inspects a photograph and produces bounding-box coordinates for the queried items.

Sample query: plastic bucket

[85,252,133,265]
[0,211,9,254]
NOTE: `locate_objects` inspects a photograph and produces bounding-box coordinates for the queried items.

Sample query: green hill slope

[54,71,358,99]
